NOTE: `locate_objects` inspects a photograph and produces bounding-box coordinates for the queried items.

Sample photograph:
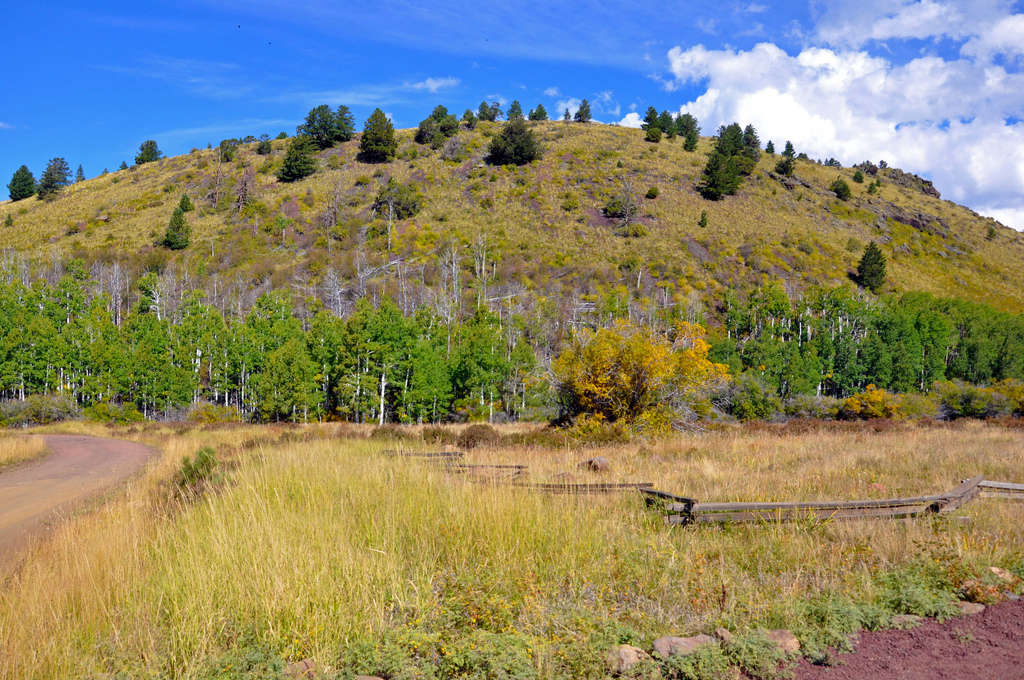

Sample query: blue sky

[2,1,1023,227]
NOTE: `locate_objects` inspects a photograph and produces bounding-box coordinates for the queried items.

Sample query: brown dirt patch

[794,598,1024,680]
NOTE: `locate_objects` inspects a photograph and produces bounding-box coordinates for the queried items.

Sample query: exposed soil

[793,598,1024,680]
[0,434,156,578]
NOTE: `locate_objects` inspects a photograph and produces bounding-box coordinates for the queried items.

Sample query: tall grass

[1,421,1023,678]
[0,433,47,467]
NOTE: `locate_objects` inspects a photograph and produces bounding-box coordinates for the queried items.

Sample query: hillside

[3,120,1024,319]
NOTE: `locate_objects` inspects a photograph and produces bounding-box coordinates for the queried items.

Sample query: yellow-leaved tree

[552,320,729,429]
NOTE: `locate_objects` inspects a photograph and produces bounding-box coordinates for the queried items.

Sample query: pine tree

[7,165,36,201]
[775,156,795,176]
[783,141,795,158]
[162,207,191,250]
[477,101,501,122]
[178,194,194,212]
[857,242,886,293]
[135,140,162,165]
[278,136,318,181]
[335,105,355,141]
[765,140,775,154]
[698,152,739,200]
[118,161,128,170]
[462,109,478,129]
[359,108,397,162]
[487,118,542,165]
[742,125,760,157]
[507,100,524,120]
[642,106,659,130]
[37,157,71,199]
[256,134,273,155]
[528,104,548,121]
[574,99,591,123]
[563,108,571,121]
[644,125,662,143]
[657,110,674,135]
[75,164,85,183]
[3,213,12,227]
[675,113,699,139]
[684,128,699,152]
[852,169,865,183]
[698,210,708,228]
[415,105,459,148]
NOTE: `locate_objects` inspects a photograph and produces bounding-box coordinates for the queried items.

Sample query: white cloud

[813,1,1011,48]
[0,122,12,130]
[617,112,643,128]
[665,40,1024,229]
[555,97,581,118]
[485,93,508,107]
[408,76,460,93]
[543,86,560,97]
[962,14,1024,60]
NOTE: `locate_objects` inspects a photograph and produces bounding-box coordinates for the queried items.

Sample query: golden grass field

[1,420,1022,678]
[3,122,1023,313]
[0,432,48,467]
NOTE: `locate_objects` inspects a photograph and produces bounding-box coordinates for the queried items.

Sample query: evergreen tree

[857,242,887,293]
[101,168,108,175]
[782,140,795,158]
[645,125,662,143]
[334,105,355,141]
[298,104,338,149]
[830,177,852,200]
[715,123,745,157]
[3,213,12,227]
[7,165,36,201]
[684,128,699,152]
[775,156,795,176]
[507,100,524,120]
[277,136,317,181]
[37,157,71,199]
[574,99,591,123]
[742,124,761,157]
[359,108,397,162]
[415,105,459,148]
[75,164,85,183]
[462,109,478,129]
[765,140,775,154]
[675,113,699,138]
[487,118,542,165]
[698,210,708,228]
[118,161,128,170]
[477,101,501,122]
[178,194,194,212]
[657,110,675,135]
[162,207,190,250]
[563,108,571,121]
[135,140,162,165]
[528,104,548,121]
[218,138,239,162]
[698,152,740,200]
[641,106,659,130]
[256,134,273,155]
[852,169,865,183]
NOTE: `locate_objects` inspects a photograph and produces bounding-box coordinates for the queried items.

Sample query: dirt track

[794,597,1024,680]
[0,434,156,577]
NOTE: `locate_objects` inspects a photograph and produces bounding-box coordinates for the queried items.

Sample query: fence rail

[641,475,1024,526]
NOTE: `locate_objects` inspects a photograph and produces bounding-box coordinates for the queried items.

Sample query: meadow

[0,432,47,467]
[1,420,1023,679]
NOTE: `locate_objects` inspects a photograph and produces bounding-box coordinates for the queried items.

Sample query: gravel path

[0,434,156,577]
[793,598,1024,680]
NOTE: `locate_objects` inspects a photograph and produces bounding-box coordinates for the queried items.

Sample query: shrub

[830,177,852,200]
[722,631,789,679]
[645,186,659,199]
[422,425,457,445]
[0,393,80,426]
[187,402,240,424]
[177,446,218,491]
[487,118,542,166]
[992,379,1024,415]
[370,424,419,441]
[457,423,500,449]
[716,374,780,421]
[933,381,1010,419]
[839,385,902,420]
[660,644,733,680]
[84,401,145,424]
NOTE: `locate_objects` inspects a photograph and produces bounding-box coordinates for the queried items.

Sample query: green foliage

[774,157,795,177]
[276,136,317,182]
[782,141,795,158]
[75,165,85,183]
[657,644,733,680]
[528,104,548,121]
[857,241,886,293]
[477,101,502,122]
[135,139,162,165]
[852,169,865,183]
[699,152,740,200]
[256,134,273,155]
[178,193,194,212]
[765,140,775,154]
[275,131,288,140]
[297,104,355,150]
[506,100,524,120]
[462,109,478,129]
[875,559,959,619]
[698,210,708,228]
[2,214,11,227]
[374,179,423,219]
[644,126,662,143]
[642,106,659,131]
[830,177,852,200]
[0,394,80,426]
[162,207,191,250]
[722,632,788,679]
[359,108,398,162]
[37,157,71,200]
[415,105,460,148]
[218,138,239,162]
[7,165,36,201]
[574,99,591,123]
[487,118,542,166]
[719,374,781,421]
[118,160,128,170]
[84,401,144,424]
[645,186,659,199]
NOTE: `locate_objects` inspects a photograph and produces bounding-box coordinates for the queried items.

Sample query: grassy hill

[3,120,1024,316]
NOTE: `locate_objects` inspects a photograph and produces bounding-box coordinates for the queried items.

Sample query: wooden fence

[641,476,1024,525]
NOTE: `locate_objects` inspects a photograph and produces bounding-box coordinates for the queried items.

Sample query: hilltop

[3,120,1023,320]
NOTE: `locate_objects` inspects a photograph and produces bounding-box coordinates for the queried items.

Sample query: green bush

[659,644,733,680]
[84,401,145,424]
[0,393,80,426]
[718,374,780,421]
[177,446,218,491]
[457,423,500,449]
[722,631,788,679]
[645,186,659,199]
[933,381,1011,419]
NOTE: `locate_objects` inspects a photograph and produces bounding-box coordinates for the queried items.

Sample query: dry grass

[3,123,1023,313]
[0,421,1022,678]
[0,433,48,467]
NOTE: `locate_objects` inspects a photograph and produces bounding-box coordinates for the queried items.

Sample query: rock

[283,659,317,679]
[957,601,986,616]
[990,566,1018,585]
[606,644,649,675]
[714,627,734,644]
[891,614,924,627]
[652,634,716,658]
[581,456,610,472]
[765,629,801,654]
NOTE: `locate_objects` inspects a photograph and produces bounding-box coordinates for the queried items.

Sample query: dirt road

[0,434,156,577]
[794,597,1024,680]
